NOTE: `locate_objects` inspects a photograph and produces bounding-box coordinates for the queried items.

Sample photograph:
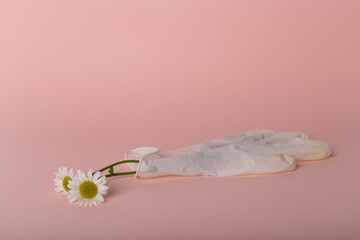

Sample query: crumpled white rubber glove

[126,129,331,178]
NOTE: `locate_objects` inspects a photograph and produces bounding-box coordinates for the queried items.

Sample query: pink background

[0,0,359,239]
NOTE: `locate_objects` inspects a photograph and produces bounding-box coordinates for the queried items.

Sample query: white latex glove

[126,129,331,178]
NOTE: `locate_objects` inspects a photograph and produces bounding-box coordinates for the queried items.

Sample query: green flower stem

[96,160,139,173]
[94,160,139,178]
[105,171,137,178]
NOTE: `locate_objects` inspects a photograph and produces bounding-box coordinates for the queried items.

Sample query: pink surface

[0,0,359,239]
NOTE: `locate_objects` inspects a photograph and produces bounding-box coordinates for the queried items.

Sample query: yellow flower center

[79,181,98,199]
[62,176,72,192]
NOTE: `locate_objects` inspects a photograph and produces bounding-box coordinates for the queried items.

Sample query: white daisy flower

[54,167,74,195]
[67,169,109,207]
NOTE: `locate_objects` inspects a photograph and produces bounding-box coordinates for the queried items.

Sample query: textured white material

[126,130,332,178]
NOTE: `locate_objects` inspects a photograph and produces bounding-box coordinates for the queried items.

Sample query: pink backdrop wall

[0,0,359,239]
